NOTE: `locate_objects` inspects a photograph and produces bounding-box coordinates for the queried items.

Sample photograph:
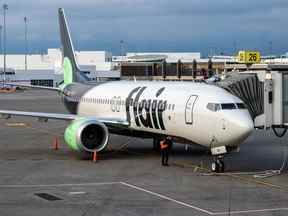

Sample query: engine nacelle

[64,118,109,152]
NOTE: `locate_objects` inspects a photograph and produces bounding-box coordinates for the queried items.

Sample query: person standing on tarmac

[160,136,173,166]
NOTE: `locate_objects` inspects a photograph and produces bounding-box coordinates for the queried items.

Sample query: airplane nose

[237,116,254,138]
[218,111,254,146]
[231,112,254,143]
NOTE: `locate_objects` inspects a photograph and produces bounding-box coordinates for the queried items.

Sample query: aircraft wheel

[211,161,217,172]
[211,157,225,173]
[219,159,225,173]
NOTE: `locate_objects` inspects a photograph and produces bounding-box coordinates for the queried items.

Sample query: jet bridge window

[207,103,221,112]
[236,103,246,109]
[221,103,237,110]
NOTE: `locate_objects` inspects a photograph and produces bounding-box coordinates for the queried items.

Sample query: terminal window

[31,79,53,87]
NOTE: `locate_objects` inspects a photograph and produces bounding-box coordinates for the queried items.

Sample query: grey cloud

[2,0,288,55]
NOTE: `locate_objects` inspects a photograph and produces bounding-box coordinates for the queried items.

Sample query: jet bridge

[217,64,288,136]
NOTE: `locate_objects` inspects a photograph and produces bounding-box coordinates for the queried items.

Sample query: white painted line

[0,182,120,188]
[214,207,288,215]
[2,181,288,215]
[69,191,86,195]
[120,182,213,215]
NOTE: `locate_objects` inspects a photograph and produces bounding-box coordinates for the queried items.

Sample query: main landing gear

[211,156,225,173]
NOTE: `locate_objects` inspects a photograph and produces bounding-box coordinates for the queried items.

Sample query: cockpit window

[207,102,247,112]
[236,103,246,109]
[207,103,221,112]
[221,103,237,110]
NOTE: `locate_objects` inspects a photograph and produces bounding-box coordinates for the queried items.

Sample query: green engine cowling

[64,118,109,153]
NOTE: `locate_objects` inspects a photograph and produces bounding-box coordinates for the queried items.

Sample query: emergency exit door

[185,95,198,124]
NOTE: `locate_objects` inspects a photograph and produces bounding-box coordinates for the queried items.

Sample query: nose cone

[217,110,254,146]
[230,111,254,144]
[237,115,254,139]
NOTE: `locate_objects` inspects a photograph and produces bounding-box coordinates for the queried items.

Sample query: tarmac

[0,89,288,216]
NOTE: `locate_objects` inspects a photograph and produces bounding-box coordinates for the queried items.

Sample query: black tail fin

[58,8,89,84]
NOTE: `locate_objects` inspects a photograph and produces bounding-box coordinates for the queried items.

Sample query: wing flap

[0,110,129,127]
[7,83,60,92]
[0,110,76,121]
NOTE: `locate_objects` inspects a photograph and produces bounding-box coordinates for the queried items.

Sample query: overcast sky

[3,0,288,56]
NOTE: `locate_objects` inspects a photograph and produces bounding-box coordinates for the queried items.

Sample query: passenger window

[207,103,221,112]
[221,103,237,110]
[172,104,175,110]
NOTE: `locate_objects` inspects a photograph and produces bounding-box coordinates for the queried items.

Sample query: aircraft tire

[219,160,225,173]
[211,161,217,172]
[211,158,225,173]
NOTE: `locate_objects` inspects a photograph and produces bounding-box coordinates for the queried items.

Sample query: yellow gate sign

[238,51,261,64]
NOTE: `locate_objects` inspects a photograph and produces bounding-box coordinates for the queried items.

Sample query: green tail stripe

[63,57,73,84]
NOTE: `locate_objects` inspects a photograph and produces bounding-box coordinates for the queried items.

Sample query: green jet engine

[64,118,109,152]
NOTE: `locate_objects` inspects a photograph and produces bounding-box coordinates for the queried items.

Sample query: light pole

[120,40,124,75]
[0,25,2,55]
[24,16,27,72]
[3,4,8,87]
[120,40,125,60]
[269,41,273,56]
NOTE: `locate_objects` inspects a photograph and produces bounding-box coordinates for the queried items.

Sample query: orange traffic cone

[92,150,97,162]
[52,136,59,150]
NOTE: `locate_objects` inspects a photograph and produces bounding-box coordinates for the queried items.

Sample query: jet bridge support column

[254,72,273,129]
[263,76,273,129]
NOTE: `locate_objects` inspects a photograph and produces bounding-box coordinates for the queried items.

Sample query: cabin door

[185,95,198,125]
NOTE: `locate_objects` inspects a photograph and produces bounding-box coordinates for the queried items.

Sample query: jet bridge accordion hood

[217,74,264,119]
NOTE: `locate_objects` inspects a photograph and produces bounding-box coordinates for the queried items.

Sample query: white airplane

[0,8,254,172]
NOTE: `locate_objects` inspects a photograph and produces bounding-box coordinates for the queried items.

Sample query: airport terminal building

[0,49,264,86]
[0,49,120,86]
[115,52,237,80]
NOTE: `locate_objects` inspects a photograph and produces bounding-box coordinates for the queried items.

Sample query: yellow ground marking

[5,122,29,127]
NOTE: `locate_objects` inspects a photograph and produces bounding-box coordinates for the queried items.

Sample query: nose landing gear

[211,156,225,173]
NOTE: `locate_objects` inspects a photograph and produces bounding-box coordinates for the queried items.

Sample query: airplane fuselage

[62,81,254,150]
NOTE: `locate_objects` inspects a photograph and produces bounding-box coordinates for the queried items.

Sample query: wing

[7,83,60,92]
[0,110,129,127]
